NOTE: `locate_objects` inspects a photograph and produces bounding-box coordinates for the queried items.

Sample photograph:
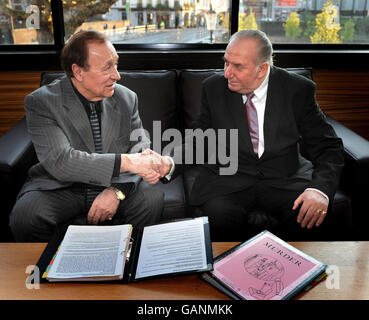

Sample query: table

[0,241,368,300]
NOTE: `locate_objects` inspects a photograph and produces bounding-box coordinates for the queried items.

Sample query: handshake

[120,149,173,184]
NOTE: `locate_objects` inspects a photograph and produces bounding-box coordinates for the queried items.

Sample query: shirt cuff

[164,156,175,181]
[305,188,329,203]
[111,182,133,197]
[112,154,121,177]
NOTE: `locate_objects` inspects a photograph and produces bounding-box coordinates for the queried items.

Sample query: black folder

[33,217,213,283]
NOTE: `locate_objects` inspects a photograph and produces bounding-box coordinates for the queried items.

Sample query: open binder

[34,217,213,283]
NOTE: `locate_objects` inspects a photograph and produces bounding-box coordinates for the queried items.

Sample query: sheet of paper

[47,224,131,280]
[135,218,208,279]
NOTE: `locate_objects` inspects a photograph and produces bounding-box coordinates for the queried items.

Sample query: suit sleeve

[296,81,344,201]
[110,92,149,189]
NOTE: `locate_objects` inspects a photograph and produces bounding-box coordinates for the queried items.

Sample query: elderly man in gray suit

[10,31,171,241]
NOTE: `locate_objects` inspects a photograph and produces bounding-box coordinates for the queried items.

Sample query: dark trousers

[10,181,164,242]
[193,181,326,241]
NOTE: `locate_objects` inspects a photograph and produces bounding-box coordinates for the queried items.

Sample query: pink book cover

[211,231,326,300]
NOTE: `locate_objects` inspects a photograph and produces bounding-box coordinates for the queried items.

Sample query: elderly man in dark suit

[167,30,344,240]
[10,31,170,241]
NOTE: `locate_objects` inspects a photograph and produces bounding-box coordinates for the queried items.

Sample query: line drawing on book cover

[244,254,285,300]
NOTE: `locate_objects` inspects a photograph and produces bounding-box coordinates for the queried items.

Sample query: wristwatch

[111,187,125,201]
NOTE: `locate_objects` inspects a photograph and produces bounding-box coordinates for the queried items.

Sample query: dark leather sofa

[1,68,368,242]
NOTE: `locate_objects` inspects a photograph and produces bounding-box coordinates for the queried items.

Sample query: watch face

[117,190,125,200]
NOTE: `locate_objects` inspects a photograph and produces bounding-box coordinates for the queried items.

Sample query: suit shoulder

[25,76,65,104]
[113,83,136,96]
[111,84,138,113]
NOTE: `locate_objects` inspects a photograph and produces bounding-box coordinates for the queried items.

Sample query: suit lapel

[61,77,95,152]
[263,67,285,157]
[101,96,120,153]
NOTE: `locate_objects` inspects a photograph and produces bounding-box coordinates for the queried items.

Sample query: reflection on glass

[238,0,369,44]
[63,0,230,44]
[0,0,53,44]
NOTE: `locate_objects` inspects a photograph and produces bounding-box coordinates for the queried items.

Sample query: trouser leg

[9,189,85,242]
[111,181,164,228]
[198,188,257,241]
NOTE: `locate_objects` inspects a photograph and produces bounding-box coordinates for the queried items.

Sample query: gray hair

[229,30,274,66]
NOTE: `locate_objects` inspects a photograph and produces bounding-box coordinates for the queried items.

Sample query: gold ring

[106,217,112,221]
[316,209,326,215]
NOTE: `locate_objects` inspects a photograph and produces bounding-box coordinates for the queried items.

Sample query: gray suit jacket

[18,75,150,198]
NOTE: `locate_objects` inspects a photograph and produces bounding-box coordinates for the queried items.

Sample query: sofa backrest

[178,69,223,130]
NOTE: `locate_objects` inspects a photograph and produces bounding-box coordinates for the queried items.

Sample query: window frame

[0,0,369,70]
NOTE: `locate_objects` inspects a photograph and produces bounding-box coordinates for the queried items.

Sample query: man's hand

[120,149,173,184]
[292,190,328,229]
[139,149,172,184]
[87,188,119,225]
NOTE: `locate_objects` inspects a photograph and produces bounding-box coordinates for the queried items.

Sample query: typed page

[46,224,131,281]
[135,218,208,279]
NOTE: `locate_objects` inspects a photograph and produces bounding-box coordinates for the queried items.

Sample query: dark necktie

[245,92,259,155]
[89,103,102,153]
[86,102,104,209]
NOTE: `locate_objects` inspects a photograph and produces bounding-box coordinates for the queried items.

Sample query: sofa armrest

[0,117,37,215]
[326,115,369,233]
[0,117,37,176]
[326,115,369,189]
[0,117,38,240]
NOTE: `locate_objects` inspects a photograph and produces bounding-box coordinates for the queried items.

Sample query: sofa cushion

[178,69,223,129]
[118,71,179,151]
[158,175,186,221]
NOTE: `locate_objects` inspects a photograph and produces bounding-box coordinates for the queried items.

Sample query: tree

[238,9,258,31]
[0,0,119,44]
[283,12,302,40]
[341,18,355,42]
[310,1,342,44]
[300,11,316,40]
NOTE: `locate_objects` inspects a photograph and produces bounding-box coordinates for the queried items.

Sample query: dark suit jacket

[180,66,344,206]
[18,75,150,198]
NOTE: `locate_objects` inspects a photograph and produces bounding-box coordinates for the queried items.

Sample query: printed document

[135,218,208,279]
[46,224,131,281]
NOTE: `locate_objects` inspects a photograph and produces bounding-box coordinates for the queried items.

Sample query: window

[1,0,369,46]
[239,0,369,44]
[63,0,230,44]
[0,0,54,44]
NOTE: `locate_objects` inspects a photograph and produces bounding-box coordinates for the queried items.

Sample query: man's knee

[9,197,53,242]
